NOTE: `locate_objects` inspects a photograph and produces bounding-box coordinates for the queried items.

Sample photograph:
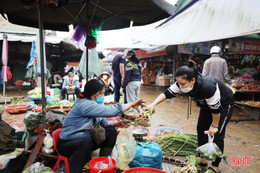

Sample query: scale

[133,126,149,142]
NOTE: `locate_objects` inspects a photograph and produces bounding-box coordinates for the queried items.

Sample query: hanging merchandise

[85,36,97,49]
[70,17,103,51]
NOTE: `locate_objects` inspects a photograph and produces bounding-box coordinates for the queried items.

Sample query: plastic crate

[14,131,27,148]
[243,105,260,120]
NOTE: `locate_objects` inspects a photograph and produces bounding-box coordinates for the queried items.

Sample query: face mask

[69,77,74,80]
[96,96,105,104]
[180,82,194,93]
[103,75,108,80]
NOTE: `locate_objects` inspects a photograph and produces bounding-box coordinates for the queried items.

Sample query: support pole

[37,0,46,127]
[86,0,89,81]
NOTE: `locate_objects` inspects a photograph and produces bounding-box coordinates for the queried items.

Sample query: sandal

[206,167,221,173]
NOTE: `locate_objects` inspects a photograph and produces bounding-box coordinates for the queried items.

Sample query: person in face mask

[98,72,114,96]
[147,61,234,173]
[61,72,81,100]
[57,79,145,173]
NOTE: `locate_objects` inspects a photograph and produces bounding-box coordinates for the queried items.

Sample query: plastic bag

[22,162,54,173]
[42,130,54,154]
[94,156,113,169]
[196,134,223,161]
[129,142,163,170]
[116,126,136,170]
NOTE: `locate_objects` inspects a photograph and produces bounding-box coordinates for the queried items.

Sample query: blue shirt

[122,61,142,88]
[112,54,125,77]
[59,98,125,140]
[62,77,80,89]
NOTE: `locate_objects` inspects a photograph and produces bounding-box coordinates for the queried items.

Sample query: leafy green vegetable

[171,155,201,173]
[151,134,198,157]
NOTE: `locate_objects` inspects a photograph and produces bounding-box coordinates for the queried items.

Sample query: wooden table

[236,90,260,101]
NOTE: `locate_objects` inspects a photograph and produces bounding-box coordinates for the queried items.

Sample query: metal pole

[86,0,89,81]
[38,0,46,126]
[3,34,7,114]
[86,47,89,80]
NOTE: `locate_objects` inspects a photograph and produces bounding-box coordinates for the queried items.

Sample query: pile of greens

[171,155,201,173]
[151,134,198,157]
[46,100,74,108]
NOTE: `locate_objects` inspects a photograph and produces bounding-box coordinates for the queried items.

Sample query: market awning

[131,0,260,45]
[0,34,64,44]
[0,0,173,31]
[136,49,167,59]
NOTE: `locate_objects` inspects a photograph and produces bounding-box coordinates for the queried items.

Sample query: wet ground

[1,86,260,173]
[140,85,260,173]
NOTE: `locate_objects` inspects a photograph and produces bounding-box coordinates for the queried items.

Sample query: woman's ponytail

[176,60,198,81]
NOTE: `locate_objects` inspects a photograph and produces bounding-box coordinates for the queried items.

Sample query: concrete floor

[1,85,260,173]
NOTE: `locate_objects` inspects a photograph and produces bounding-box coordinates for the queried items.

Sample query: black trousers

[57,126,117,173]
[197,103,234,167]
[61,88,80,100]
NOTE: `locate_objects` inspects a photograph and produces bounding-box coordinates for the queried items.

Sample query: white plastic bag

[42,130,54,154]
[116,126,136,170]
[196,134,223,161]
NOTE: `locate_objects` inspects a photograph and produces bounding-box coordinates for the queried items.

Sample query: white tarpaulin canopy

[0,33,63,44]
[132,0,260,45]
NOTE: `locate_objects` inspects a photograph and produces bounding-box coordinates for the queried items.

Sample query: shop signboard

[229,40,260,54]
[178,41,222,55]
[229,40,244,52]
[243,41,260,54]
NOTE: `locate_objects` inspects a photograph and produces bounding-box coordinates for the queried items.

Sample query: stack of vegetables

[135,109,154,127]
[151,134,198,157]
[171,155,201,173]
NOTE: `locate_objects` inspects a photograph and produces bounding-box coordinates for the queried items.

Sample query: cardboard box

[158,76,171,86]
[158,76,171,80]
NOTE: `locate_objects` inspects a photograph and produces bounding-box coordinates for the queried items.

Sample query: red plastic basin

[89,157,116,173]
[6,104,28,114]
[123,168,167,173]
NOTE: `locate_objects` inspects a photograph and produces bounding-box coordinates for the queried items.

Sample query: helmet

[210,46,221,54]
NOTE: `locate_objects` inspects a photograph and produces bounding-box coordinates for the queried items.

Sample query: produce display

[32,107,42,112]
[171,155,201,173]
[46,100,74,109]
[240,101,260,108]
[135,109,152,127]
[233,77,260,91]
[151,134,198,157]
[157,129,179,135]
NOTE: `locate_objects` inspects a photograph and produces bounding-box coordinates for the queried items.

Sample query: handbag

[91,118,106,145]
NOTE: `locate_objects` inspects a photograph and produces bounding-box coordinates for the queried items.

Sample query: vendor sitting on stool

[61,72,80,100]
[57,79,145,173]
[98,72,114,96]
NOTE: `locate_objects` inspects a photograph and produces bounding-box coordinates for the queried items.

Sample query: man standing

[112,49,127,103]
[202,46,231,83]
[61,72,80,100]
